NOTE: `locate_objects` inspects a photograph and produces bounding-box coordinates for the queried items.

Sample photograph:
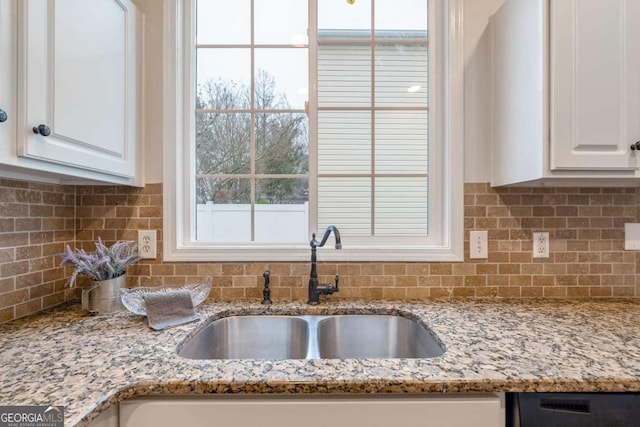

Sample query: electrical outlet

[533,232,549,258]
[469,230,488,259]
[138,230,157,259]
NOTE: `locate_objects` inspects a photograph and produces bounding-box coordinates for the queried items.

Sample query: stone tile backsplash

[1,179,639,322]
[0,179,76,322]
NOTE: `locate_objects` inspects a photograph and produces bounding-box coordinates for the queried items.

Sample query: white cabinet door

[17,0,140,179]
[0,0,16,154]
[550,0,640,171]
[120,395,504,427]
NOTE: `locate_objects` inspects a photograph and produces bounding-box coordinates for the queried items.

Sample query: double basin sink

[178,314,445,360]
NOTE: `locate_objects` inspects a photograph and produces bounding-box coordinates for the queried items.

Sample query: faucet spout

[310,225,342,250]
[308,225,342,305]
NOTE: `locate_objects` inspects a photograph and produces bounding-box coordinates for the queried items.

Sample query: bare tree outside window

[195,70,308,206]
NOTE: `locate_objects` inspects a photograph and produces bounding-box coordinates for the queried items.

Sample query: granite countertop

[2,299,640,426]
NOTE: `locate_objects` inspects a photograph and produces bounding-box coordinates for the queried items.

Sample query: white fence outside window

[196,202,309,243]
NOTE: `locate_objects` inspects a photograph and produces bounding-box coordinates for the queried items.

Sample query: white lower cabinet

[119,394,505,427]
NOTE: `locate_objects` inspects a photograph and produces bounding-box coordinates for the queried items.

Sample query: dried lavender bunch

[58,238,142,287]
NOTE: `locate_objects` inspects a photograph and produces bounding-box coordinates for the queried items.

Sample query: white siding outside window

[316,36,428,239]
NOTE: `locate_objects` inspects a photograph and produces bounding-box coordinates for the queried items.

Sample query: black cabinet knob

[32,124,51,136]
[0,109,6,123]
[630,141,640,150]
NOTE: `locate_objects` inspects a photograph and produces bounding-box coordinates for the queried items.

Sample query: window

[163,0,463,261]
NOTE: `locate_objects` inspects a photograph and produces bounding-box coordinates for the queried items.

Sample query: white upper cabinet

[0,0,143,185]
[551,0,640,170]
[491,0,640,186]
[0,0,16,155]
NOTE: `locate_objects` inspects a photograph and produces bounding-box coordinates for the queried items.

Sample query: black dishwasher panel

[509,392,640,427]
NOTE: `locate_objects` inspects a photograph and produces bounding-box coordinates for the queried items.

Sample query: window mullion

[370,0,376,237]
[250,0,256,242]
[308,0,319,238]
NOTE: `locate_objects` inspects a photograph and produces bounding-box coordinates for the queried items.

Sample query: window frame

[162,0,464,262]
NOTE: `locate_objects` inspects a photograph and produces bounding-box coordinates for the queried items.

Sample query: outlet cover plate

[469,230,488,259]
[138,230,157,259]
[533,232,549,258]
[624,223,640,250]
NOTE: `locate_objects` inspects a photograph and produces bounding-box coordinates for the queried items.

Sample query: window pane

[375,44,428,107]
[196,203,252,242]
[254,0,308,45]
[255,49,308,110]
[375,177,428,236]
[318,45,371,107]
[196,179,251,240]
[374,0,428,34]
[196,177,251,204]
[196,78,250,111]
[196,0,250,44]
[254,203,309,243]
[255,178,308,243]
[197,48,251,97]
[195,179,252,242]
[318,177,371,236]
[256,178,308,204]
[318,111,371,174]
[375,111,428,174]
[196,113,251,174]
[318,0,371,35]
[256,113,308,174]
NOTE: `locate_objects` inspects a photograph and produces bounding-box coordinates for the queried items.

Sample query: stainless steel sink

[316,315,445,359]
[178,314,444,360]
[178,316,309,359]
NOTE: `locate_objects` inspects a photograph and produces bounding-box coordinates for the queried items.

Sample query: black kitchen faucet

[307,225,341,305]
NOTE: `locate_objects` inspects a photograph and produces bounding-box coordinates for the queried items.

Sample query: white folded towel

[143,289,199,330]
